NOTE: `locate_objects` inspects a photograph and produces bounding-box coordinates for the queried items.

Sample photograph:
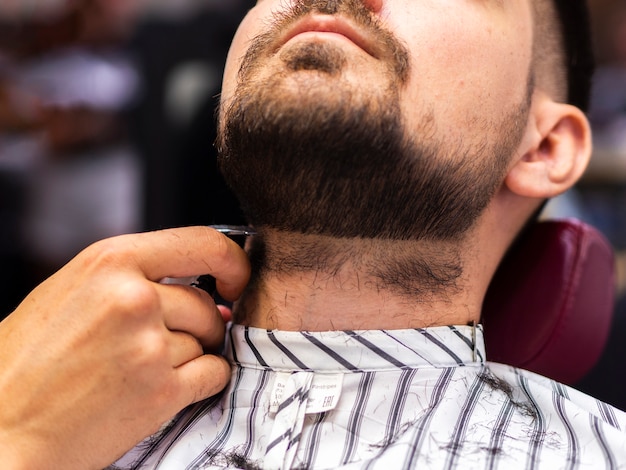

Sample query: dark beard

[218,0,529,242]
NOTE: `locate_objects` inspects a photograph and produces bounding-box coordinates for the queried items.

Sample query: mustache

[288,0,378,19]
[238,0,410,83]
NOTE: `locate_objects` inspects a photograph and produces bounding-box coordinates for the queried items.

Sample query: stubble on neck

[231,229,474,331]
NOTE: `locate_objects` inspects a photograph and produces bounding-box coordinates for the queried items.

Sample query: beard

[218,0,530,242]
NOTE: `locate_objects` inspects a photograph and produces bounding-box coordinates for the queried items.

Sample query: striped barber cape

[113,324,626,469]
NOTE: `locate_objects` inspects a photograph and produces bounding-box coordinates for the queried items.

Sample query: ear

[505,92,591,199]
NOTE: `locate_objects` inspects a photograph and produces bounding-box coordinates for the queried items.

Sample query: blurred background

[1,1,625,408]
[0,0,249,314]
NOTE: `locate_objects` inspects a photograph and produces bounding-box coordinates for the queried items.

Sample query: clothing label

[269,372,344,414]
[269,372,292,413]
[305,374,344,414]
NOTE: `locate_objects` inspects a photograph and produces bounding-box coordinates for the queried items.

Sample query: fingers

[175,354,232,405]
[168,331,203,367]
[0,226,242,469]
[82,226,251,301]
[167,330,232,410]
[158,283,226,350]
[129,226,252,300]
[216,305,233,323]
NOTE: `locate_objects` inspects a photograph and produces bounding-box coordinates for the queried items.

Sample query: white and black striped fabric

[114,324,626,469]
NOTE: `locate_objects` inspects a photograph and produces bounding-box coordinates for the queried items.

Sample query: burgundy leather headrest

[482,218,615,385]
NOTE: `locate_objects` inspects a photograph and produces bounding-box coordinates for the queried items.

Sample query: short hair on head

[532,0,594,111]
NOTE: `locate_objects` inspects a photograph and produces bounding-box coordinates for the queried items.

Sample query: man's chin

[239,40,387,99]
[231,72,369,127]
[279,40,348,75]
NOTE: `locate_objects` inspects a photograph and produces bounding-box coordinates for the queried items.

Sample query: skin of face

[220,0,535,173]
[216,0,593,331]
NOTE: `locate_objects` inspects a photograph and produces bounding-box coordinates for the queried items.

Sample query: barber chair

[482,218,615,385]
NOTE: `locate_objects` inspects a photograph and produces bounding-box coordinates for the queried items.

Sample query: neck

[232,229,487,331]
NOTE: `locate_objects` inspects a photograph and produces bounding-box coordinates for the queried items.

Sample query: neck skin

[232,206,515,331]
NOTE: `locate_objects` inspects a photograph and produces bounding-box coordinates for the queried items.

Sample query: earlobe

[505,97,591,199]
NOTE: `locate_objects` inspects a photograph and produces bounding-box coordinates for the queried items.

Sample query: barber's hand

[0,226,250,469]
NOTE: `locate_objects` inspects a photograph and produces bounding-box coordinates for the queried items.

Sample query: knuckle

[80,235,135,271]
[125,332,170,382]
[137,331,169,363]
[110,279,161,320]
[203,230,232,269]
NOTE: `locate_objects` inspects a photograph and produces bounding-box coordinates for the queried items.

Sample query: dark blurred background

[1,0,626,409]
[0,0,248,314]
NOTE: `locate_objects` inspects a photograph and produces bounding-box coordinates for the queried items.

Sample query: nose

[361,0,383,13]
